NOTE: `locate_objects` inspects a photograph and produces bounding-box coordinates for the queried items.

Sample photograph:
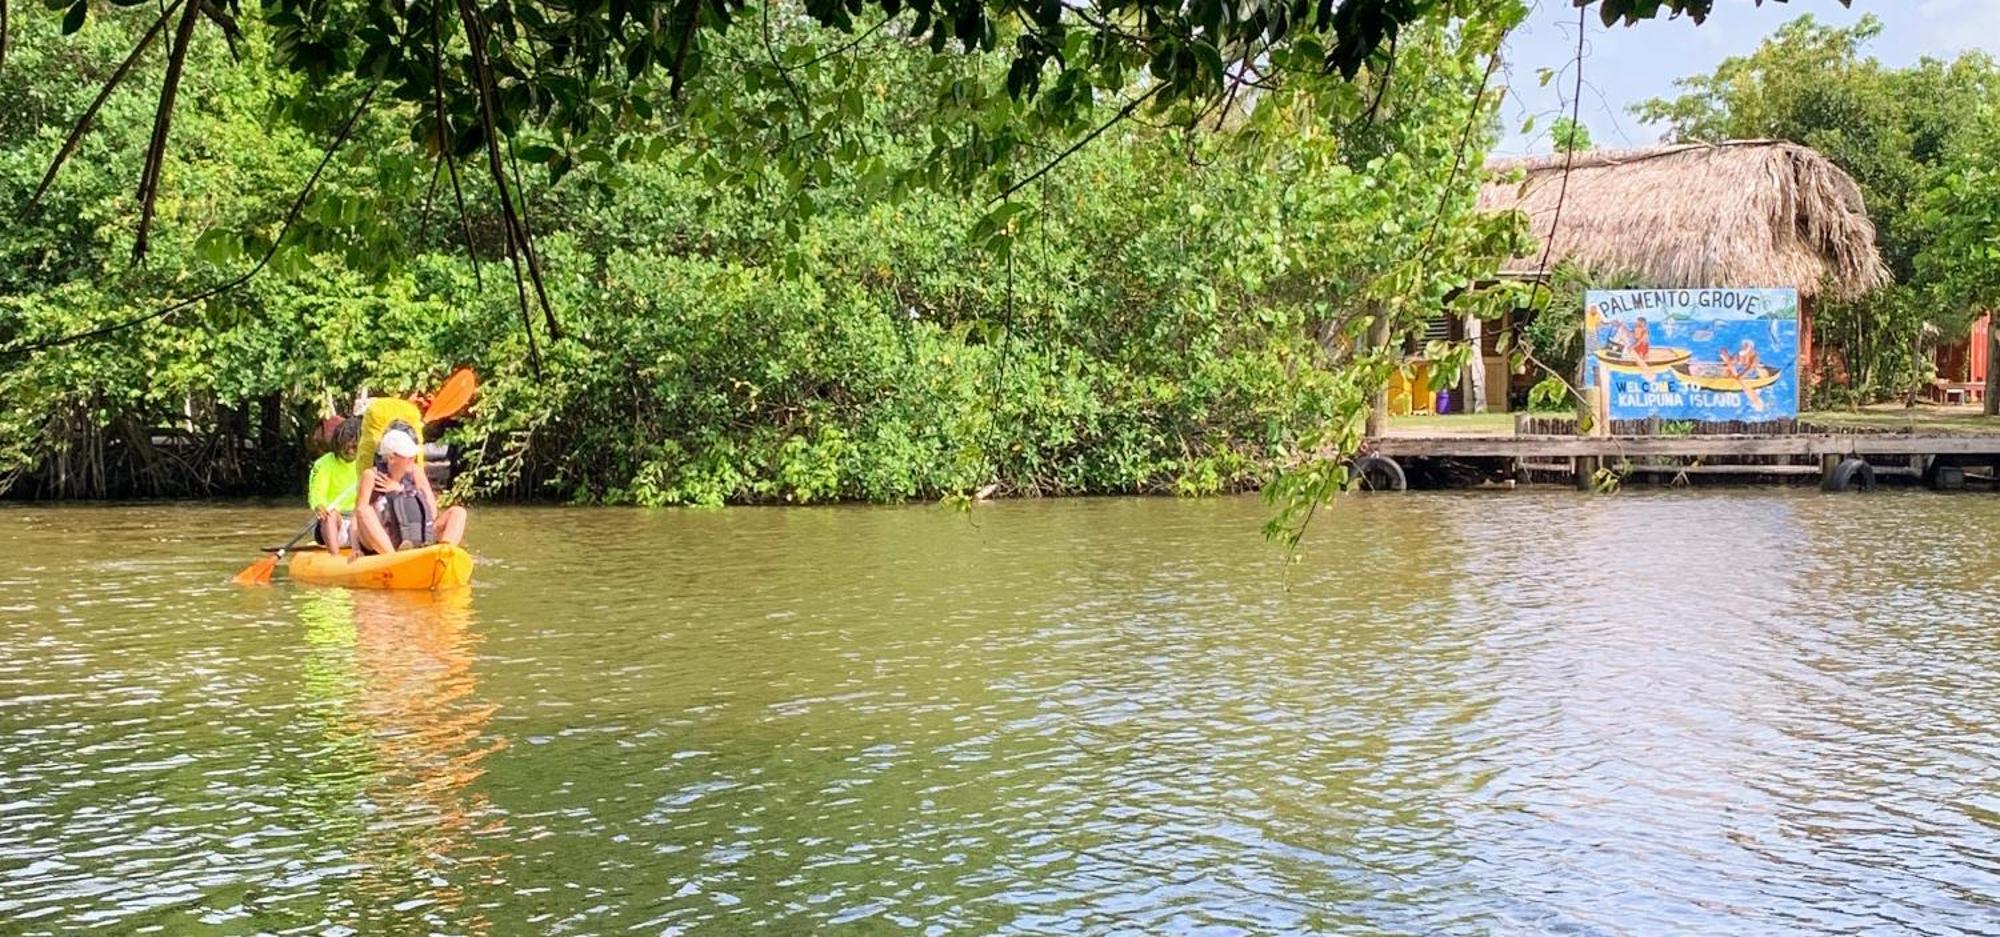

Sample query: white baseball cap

[379,429,420,460]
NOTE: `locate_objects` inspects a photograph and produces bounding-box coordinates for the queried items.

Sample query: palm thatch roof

[1479,141,1891,302]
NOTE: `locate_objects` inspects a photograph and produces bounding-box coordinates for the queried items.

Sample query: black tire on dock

[1823,458,1875,493]
[1353,454,1408,492]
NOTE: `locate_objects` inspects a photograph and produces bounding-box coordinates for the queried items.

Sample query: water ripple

[1,494,1996,934]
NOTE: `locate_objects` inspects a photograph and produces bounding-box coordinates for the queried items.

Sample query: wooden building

[1464,140,1891,411]
[1930,313,1990,406]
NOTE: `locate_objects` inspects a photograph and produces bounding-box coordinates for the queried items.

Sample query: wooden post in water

[1573,381,1600,490]
[1575,456,1598,491]
[1512,412,1531,483]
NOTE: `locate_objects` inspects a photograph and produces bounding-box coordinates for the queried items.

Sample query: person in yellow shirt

[309,417,361,548]
[354,395,426,472]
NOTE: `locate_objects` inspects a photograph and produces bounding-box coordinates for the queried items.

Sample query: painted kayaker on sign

[1719,340,1766,411]
[1607,317,1658,379]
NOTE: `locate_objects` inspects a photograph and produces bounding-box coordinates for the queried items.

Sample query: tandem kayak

[288,544,473,590]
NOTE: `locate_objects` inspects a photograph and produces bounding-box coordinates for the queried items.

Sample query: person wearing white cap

[353,425,468,555]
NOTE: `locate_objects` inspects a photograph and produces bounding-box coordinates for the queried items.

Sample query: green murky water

[2,493,1996,934]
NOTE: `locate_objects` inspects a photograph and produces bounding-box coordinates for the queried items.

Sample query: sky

[1496,0,2000,155]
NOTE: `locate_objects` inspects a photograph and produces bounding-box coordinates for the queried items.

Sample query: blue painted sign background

[1583,288,1801,422]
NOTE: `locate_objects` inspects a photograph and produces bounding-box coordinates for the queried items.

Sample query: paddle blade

[423,368,477,424]
[231,554,279,587]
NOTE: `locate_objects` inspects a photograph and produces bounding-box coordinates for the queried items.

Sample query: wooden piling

[1575,456,1599,491]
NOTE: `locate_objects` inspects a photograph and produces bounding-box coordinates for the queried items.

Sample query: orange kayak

[288,544,473,590]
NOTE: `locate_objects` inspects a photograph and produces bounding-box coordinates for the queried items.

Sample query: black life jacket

[370,423,436,553]
[369,469,436,552]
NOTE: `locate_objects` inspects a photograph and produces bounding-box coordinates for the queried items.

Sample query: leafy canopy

[0,0,1844,514]
[0,0,1837,365]
[0,3,1519,508]
[21,0,1824,229]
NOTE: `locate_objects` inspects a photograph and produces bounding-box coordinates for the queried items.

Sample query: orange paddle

[230,555,278,587]
[231,517,319,586]
[423,367,477,424]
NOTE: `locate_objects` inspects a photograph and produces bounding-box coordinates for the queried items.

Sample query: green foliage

[1251,13,1530,543]
[1549,116,1591,153]
[1511,263,1644,404]
[16,0,1773,186]
[1591,463,1623,493]
[2,0,1833,311]
[1636,13,2000,404]
[1912,103,2000,318]
[2,11,1506,510]
[0,0,1774,523]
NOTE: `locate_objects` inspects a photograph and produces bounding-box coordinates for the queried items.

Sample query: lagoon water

[2,493,1996,934]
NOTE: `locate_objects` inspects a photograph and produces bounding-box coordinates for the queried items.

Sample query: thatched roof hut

[1478,141,1890,302]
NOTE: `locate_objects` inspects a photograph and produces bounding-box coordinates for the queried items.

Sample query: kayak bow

[287,544,473,590]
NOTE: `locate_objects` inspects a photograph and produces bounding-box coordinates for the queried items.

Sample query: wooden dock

[1357,416,2000,492]
[1371,433,2000,459]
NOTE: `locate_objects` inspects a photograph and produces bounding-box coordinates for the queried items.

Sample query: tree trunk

[1365,309,1391,437]
[1985,316,1998,416]
[1463,314,1487,414]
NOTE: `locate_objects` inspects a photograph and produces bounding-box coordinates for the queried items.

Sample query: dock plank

[1369,434,2000,459]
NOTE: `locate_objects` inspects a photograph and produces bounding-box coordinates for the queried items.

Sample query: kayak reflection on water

[295,587,507,932]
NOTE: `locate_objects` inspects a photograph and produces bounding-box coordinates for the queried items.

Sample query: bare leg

[317,510,342,552]
[434,506,467,546]
[355,501,397,555]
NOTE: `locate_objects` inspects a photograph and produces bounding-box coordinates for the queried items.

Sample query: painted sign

[1583,288,1801,422]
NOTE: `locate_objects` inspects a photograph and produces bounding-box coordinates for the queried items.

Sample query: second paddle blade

[230,554,279,587]
[423,368,477,424]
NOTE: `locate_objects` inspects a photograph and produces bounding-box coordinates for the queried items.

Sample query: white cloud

[1912,0,2000,57]
[1497,0,2000,155]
